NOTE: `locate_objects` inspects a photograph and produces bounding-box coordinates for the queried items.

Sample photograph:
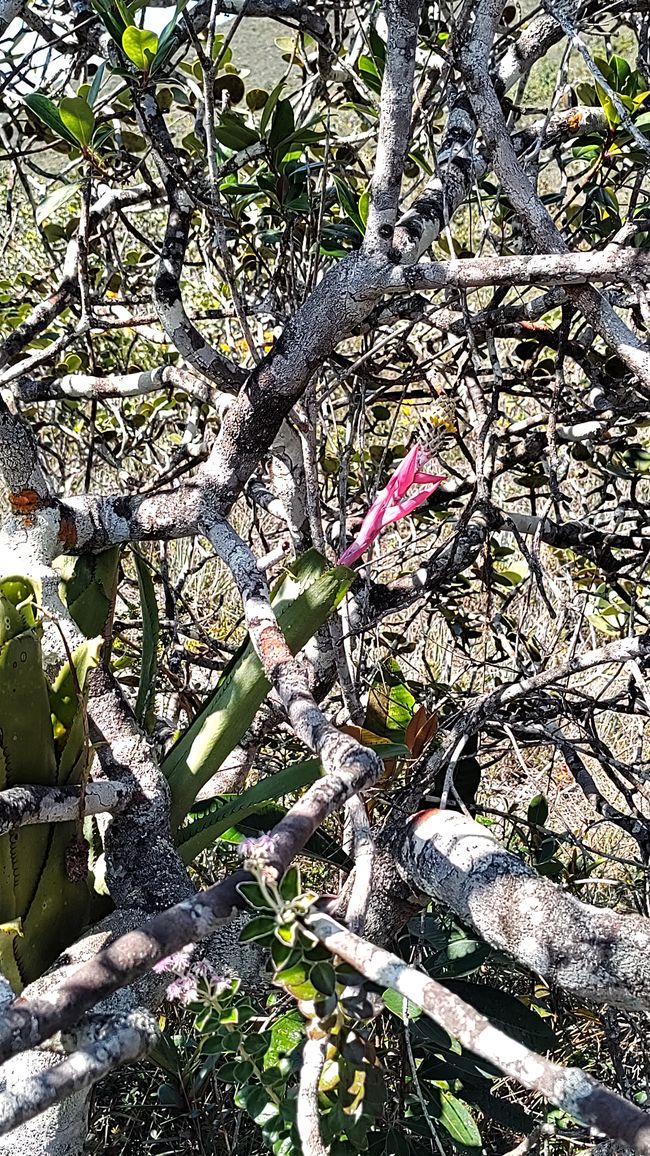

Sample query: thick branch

[396,809,650,1009]
[384,249,650,292]
[0,1011,158,1138]
[363,0,420,255]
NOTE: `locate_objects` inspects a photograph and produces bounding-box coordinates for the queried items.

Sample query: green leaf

[609,53,631,90]
[206,805,351,869]
[55,548,120,639]
[157,1081,183,1107]
[438,1090,482,1147]
[215,74,245,104]
[260,78,284,134]
[156,0,186,56]
[310,962,336,996]
[263,1009,304,1068]
[247,87,269,111]
[332,175,364,234]
[268,98,295,158]
[24,93,78,146]
[466,1086,534,1132]
[214,111,260,151]
[596,81,620,129]
[422,926,491,979]
[241,1032,271,1057]
[237,881,274,911]
[87,62,105,106]
[280,864,300,901]
[240,915,276,942]
[122,25,159,71]
[59,96,95,147]
[0,581,95,989]
[441,980,557,1051]
[177,743,405,863]
[382,988,422,1022]
[35,181,83,226]
[576,81,598,105]
[132,549,159,725]
[91,0,127,46]
[419,1046,500,1084]
[366,657,415,740]
[527,793,549,827]
[358,186,370,229]
[234,1083,280,1125]
[164,550,355,829]
[619,444,650,473]
[49,635,103,737]
[408,1015,453,1051]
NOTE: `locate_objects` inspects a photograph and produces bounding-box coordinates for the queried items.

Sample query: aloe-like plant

[0,549,355,990]
[0,577,101,990]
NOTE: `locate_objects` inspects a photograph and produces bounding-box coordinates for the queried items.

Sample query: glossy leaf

[122,26,159,71]
[24,92,78,146]
[59,96,95,147]
[441,980,557,1050]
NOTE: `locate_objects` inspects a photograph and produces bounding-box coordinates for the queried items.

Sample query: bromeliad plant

[0,576,101,990]
[0,548,357,992]
[338,398,455,567]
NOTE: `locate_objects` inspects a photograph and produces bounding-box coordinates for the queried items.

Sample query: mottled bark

[397,809,650,1009]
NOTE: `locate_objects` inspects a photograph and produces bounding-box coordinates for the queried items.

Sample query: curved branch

[154,183,246,392]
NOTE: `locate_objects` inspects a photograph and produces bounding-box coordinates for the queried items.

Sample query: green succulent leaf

[164,550,355,829]
[0,578,95,990]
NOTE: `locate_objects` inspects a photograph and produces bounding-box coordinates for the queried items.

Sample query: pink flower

[165,974,198,1005]
[153,948,192,975]
[338,445,445,567]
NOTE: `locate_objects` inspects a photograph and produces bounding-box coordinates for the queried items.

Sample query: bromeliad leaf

[55,547,120,639]
[0,577,94,989]
[177,742,405,862]
[163,550,355,829]
[133,549,159,726]
[186,804,352,869]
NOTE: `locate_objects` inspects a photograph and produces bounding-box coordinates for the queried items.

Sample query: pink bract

[338,445,445,567]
